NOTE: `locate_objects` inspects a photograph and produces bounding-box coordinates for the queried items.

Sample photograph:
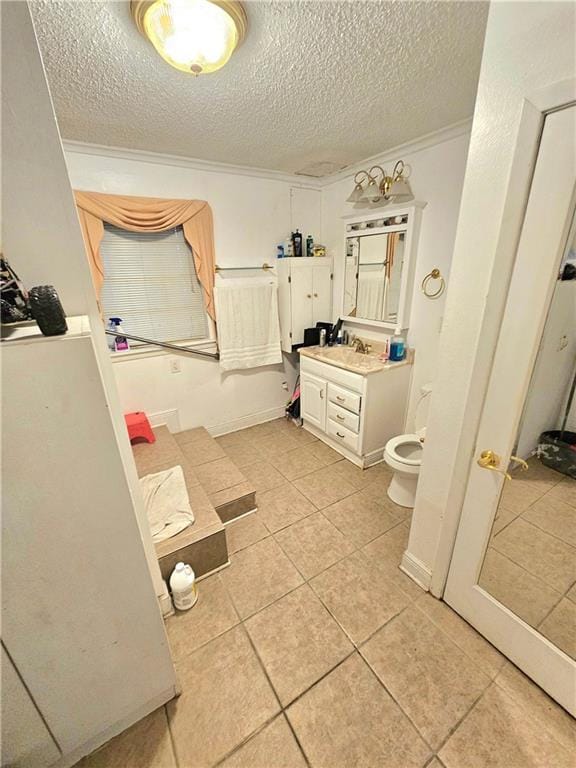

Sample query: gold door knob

[477,450,512,481]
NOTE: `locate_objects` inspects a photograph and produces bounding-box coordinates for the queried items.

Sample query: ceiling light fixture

[346,161,413,205]
[131,0,247,75]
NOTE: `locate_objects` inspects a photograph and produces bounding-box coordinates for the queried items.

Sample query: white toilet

[384,384,432,507]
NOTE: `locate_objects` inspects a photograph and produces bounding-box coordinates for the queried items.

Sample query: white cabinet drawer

[327,419,359,452]
[328,402,360,433]
[328,383,361,415]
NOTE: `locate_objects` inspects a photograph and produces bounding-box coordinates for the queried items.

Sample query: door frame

[429,78,576,598]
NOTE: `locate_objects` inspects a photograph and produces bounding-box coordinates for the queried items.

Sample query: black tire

[28,285,68,336]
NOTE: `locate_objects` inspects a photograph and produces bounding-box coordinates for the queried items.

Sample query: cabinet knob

[336,432,345,439]
[314,293,318,297]
[306,294,312,298]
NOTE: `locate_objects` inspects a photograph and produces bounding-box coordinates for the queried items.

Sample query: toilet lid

[386,434,423,465]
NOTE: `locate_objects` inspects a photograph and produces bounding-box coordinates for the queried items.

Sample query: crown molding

[322,118,473,187]
[61,140,324,189]
[62,117,472,188]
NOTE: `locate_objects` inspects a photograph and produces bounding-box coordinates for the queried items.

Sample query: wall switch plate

[169,358,182,374]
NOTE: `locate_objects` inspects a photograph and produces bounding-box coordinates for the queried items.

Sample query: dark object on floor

[286,376,301,420]
[1,256,30,323]
[538,431,576,479]
[28,285,68,336]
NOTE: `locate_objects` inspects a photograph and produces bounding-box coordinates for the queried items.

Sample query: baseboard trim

[51,687,178,768]
[400,550,432,591]
[158,590,174,618]
[149,409,180,433]
[207,406,286,437]
[223,507,258,525]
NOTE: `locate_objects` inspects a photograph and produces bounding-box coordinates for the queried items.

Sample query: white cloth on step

[215,280,283,371]
[139,465,194,543]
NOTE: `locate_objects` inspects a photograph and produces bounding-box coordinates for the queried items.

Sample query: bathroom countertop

[298,345,413,375]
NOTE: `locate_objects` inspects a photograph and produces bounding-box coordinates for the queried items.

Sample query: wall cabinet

[300,354,412,468]
[277,258,333,351]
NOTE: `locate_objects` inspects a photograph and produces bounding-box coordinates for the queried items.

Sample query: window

[100,224,209,346]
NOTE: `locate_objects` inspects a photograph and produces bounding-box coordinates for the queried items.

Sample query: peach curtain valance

[74,191,216,320]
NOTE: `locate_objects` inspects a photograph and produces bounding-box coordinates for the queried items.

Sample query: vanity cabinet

[277,258,333,351]
[300,353,412,468]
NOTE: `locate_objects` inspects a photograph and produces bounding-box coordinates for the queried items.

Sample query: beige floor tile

[215,430,250,449]
[362,522,425,601]
[252,432,302,458]
[241,461,286,493]
[168,625,280,767]
[494,662,576,752]
[498,480,545,514]
[286,653,430,768]
[245,584,353,705]
[362,605,491,748]
[257,483,316,533]
[415,593,505,679]
[439,684,574,768]
[174,426,211,446]
[219,439,264,469]
[491,518,576,592]
[478,548,562,627]
[548,477,576,509]
[226,512,269,554]
[293,464,357,509]
[195,457,246,495]
[284,426,319,448]
[220,537,304,618]
[269,446,325,481]
[306,440,342,465]
[77,708,175,768]
[274,512,355,579]
[521,459,566,492]
[238,421,280,440]
[567,582,576,603]
[220,715,307,768]
[523,495,576,547]
[322,491,404,547]
[538,598,576,660]
[310,550,410,645]
[491,505,520,536]
[166,575,239,660]
[425,760,445,768]
[331,459,391,491]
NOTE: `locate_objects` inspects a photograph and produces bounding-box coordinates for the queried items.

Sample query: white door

[301,373,327,431]
[291,263,314,345]
[312,263,332,326]
[445,105,576,712]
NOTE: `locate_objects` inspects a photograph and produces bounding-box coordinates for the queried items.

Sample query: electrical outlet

[169,358,182,374]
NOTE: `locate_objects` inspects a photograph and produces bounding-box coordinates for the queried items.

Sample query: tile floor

[479,458,576,659]
[79,419,576,768]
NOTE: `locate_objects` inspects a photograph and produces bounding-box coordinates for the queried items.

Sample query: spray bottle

[107,317,129,352]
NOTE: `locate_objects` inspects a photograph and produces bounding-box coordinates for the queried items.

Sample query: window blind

[100,224,208,345]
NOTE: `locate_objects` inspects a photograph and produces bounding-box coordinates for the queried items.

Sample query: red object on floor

[124,411,156,444]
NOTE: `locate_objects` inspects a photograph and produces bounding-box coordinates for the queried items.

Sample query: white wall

[407,0,576,594]
[64,147,321,433]
[516,280,576,458]
[321,129,471,428]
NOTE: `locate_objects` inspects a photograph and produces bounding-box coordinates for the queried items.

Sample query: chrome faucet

[352,337,372,355]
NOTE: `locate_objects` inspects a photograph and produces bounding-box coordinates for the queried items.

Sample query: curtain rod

[215,262,274,272]
[105,330,219,360]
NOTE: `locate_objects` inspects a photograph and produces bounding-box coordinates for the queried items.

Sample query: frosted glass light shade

[360,178,382,203]
[389,177,413,201]
[347,183,365,203]
[132,0,247,75]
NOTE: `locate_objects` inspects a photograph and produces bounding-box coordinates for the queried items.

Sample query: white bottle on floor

[169,562,198,611]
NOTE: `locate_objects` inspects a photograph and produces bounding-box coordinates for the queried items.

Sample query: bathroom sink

[299,345,388,374]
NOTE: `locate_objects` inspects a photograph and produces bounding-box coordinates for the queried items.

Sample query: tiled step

[131,425,257,582]
[174,427,257,523]
[132,426,228,581]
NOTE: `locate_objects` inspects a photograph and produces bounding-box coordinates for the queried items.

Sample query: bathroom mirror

[344,231,406,323]
[477,221,576,660]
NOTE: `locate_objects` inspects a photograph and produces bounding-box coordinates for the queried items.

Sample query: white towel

[139,465,195,543]
[215,281,283,371]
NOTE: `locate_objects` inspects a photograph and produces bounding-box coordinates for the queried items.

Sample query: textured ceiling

[31,0,488,175]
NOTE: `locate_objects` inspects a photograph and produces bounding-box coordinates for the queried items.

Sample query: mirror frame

[340,201,426,332]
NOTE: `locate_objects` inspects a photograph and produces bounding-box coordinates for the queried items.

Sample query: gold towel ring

[421,268,445,299]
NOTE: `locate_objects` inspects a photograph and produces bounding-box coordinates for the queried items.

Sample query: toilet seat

[384,434,423,475]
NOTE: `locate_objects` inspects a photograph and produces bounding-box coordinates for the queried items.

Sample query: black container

[303,327,321,347]
[28,285,67,336]
[291,230,303,257]
[537,431,576,479]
